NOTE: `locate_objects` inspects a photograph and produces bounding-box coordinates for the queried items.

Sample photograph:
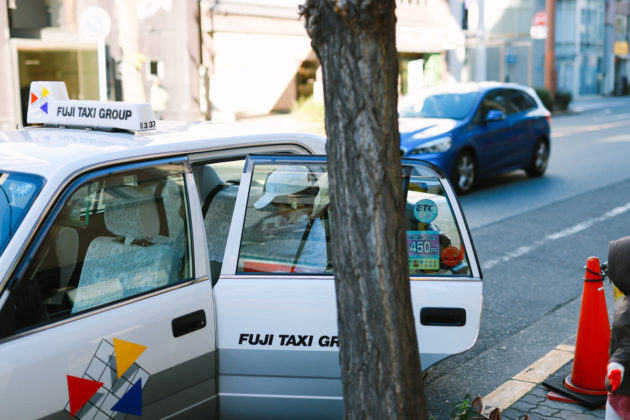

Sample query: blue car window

[475,89,519,121]
[399,91,479,119]
[0,172,45,257]
[508,90,537,112]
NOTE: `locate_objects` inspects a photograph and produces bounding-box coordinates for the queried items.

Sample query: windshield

[0,172,45,256]
[399,91,480,119]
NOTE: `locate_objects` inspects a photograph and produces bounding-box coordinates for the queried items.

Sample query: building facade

[456,0,544,87]
[452,0,630,99]
[613,0,630,94]
[555,0,608,96]
[205,0,463,118]
[5,0,626,128]
[0,0,462,128]
[0,0,205,130]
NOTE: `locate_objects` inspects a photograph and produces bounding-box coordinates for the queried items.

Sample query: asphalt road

[424,98,630,419]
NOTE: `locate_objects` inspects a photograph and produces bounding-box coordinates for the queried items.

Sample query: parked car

[399,82,551,194]
[0,81,482,419]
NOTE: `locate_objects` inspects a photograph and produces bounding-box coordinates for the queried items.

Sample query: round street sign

[80,7,112,40]
[532,10,547,26]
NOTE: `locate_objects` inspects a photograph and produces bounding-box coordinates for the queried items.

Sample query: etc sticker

[413,199,438,224]
[407,230,440,271]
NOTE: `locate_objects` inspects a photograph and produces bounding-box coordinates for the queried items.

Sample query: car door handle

[172,310,207,337]
[420,307,466,326]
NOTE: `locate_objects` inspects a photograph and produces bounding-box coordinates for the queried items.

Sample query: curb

[481,344,575,415]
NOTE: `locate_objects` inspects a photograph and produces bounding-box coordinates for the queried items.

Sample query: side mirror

[486,109,506,122]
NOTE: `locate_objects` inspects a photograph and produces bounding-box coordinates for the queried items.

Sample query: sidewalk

[481,276,617,420]
[566,95,630,114]
[236,112,325,136]
[500,363,605,420]
[482,342,606,420]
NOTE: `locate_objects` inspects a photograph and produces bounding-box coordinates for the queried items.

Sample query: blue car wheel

[453,150,476,194]
[526,138,549,177]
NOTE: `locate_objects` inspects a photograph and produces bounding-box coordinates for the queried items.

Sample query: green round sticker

[413,199,438,223]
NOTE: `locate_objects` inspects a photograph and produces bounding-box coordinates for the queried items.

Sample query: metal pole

[98,39,107,101]
[545,0,557,98]
[475,0,486,82]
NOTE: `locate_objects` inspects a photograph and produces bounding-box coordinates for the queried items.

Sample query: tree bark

[301,1,427,418]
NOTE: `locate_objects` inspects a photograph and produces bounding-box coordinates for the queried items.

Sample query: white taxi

[0,82,482,419]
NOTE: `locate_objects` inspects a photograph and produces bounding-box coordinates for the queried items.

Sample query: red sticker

[67,375,104,416]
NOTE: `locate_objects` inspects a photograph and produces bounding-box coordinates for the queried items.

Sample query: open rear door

[213,155,482,419]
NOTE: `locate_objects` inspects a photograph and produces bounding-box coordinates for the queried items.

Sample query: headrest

[104,186,160,241]
[193,165,224,202]
[55,226,79,266]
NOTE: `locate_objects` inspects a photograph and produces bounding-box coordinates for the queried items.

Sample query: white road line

[482,202,630,271]
[553,119,630,138]
[610,113,630,121]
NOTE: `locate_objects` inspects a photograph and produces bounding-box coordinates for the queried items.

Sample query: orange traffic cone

[544,256,610,408]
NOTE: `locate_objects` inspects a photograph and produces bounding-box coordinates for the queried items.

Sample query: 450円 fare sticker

[407,230,440,272]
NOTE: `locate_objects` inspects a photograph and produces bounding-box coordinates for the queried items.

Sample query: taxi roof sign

[27,81,156,132]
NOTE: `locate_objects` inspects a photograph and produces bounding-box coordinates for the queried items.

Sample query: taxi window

[238,164,331,274]
[235,163,470,277]
[193,158,246,284]
[404,170,471,276]
[0,171,45,257]
[0,164,192,339]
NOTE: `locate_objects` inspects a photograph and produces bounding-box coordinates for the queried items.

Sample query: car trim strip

[0,276,210,345]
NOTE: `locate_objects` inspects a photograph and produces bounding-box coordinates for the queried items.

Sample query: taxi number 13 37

[140,121,156,130]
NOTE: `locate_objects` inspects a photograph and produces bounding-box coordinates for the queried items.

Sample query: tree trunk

[301,1,427,418]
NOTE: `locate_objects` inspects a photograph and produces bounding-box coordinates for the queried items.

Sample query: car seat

[203,185,238,284]
[72,185,179,313]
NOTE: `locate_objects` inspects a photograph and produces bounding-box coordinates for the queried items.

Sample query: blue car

[399,82,551,194]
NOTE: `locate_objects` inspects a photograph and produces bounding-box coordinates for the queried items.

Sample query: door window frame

[0,157,199,342]
[220,155,482,281]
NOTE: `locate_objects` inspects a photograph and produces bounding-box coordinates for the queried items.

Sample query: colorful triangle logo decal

[42,87,50,98]
[113,338,147,378]
[111,378,143,415]
[67,375,104,416]
[30,92,38,104]
[40,102,48,114]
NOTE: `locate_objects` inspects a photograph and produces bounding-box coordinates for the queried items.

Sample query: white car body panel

[0,88,481,419]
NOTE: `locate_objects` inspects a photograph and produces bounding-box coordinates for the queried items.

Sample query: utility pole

[604,0,616,95]
[116,0,146,102]
[475,0,487,82]
[545,0,556,98]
